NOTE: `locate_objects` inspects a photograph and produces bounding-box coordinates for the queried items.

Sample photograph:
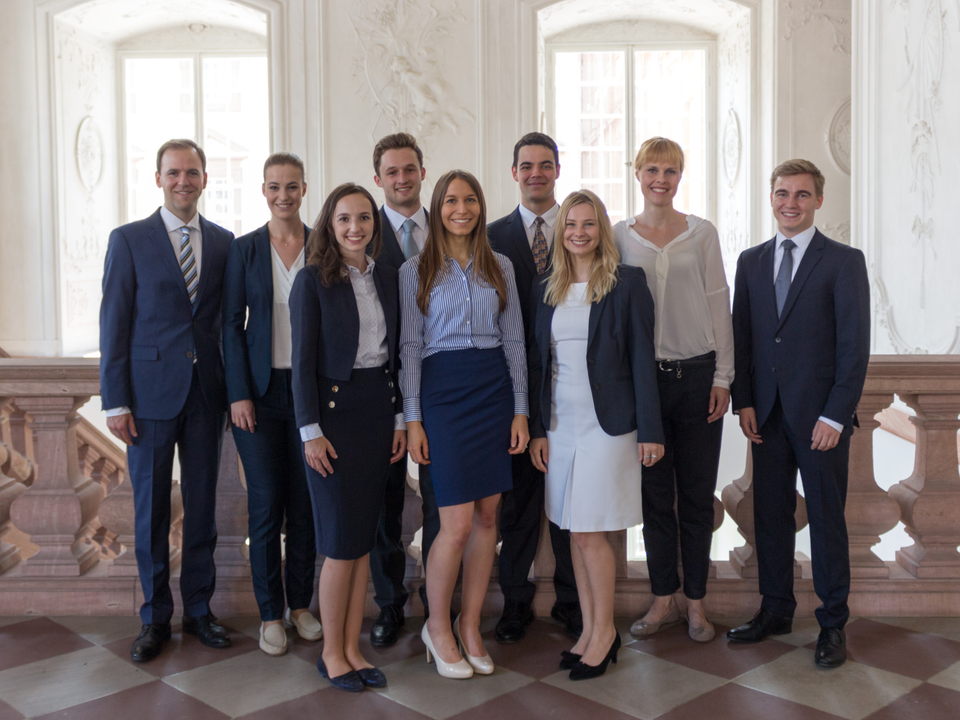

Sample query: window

[122,53,269,235]
[550,44,714,225]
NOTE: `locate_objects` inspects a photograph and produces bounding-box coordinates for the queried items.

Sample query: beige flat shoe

[284,608,323,641]
[630,605,682,638]
[686,611,716,643]
[260,622,288,655]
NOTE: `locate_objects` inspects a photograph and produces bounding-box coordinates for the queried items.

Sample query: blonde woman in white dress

[528,190,664,681]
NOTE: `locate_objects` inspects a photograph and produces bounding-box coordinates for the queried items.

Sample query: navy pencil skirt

[303,366,395,560]
[421,348,514,507]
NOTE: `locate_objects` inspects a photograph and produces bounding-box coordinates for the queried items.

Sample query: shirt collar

[776,225,817,253]
[518,202,559,229]
[160,205,200,234]
[382,204,427,233]
[345,258,376,277]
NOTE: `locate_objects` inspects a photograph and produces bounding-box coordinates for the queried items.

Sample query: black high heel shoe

[559,650,582,670]
[569,632,621,681]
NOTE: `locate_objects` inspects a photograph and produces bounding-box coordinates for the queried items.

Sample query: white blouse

[613,215,734,389]
[270,244,305,369]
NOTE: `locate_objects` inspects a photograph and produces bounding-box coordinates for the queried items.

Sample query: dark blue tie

[775,238,796,318]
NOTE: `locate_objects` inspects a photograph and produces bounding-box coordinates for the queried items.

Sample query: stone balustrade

[0,356,958,617]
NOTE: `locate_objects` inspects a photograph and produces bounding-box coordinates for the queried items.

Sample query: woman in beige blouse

[613,137,734,643]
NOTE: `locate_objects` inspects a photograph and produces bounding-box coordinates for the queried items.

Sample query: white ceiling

[58,0,267,42]
[539,0,750,39]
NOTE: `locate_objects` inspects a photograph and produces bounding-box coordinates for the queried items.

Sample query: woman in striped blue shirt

[400,170,529,679]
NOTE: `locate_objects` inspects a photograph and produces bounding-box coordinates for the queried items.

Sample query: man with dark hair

[487,131,581,643]
[101,139,234,663]
[728,159,870,669]
[368,131,441,647]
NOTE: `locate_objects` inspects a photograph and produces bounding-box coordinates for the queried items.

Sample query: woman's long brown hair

[416,170,507,314]
[306,183,382,287]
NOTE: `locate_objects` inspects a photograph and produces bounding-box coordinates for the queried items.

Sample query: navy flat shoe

[357,667,387,688]
[317,657,364,692]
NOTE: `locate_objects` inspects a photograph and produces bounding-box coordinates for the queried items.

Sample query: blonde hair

[543,190,620,307]
[633,136,685,174]
[770,159,825,197]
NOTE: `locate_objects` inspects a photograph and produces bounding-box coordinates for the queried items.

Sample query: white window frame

[546,40,718,223]
[116,49,268,225]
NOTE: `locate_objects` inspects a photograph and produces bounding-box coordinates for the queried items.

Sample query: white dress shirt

[613,215,735,389]
[299,259,404,441]
[270,245,304,370]
[105,206,203,418]
[517,203,559,250]
[771,225,843,433]
[383,205,428,253]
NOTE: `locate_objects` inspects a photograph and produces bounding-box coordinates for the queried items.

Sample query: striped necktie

[179,227,198,305]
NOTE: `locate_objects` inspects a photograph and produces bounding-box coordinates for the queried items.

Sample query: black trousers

[499,450,578,605]
[232,369,316,621]
[753,395,851,628]
[370,458,410,609]
[642,362,722,600]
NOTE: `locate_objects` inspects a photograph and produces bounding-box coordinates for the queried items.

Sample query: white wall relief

[783,0,851,54]
[723,108,741,187]
[76,117,103,191]
[826,97,851,175]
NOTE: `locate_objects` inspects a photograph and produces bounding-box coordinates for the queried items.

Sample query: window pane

[555,51,627,224]
[124,57,195,222]
[202,56,270,236]
[633,49,707,218]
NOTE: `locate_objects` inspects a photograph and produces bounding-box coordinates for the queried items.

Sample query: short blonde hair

[543,190,620,307]
[770,159,825,197]
[633,137,685,174]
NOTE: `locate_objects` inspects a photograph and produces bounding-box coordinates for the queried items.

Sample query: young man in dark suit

[728,159,870,668]
[368,132,441,646]
[487,132,581,643]
[100,139,234,662]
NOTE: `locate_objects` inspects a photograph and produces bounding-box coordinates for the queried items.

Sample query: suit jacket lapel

[587,291,606,352]
[508,209,538,278]
[372,264,397,366]
[151,209,191,304]
[758,237,778,327]
[255,224,274,312]
[194,216,218,313]
[777,230,825,329]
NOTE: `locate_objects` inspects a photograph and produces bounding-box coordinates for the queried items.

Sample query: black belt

[656,351,716,379]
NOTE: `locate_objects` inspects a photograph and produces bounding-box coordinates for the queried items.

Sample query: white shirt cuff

[818,416,844,433]
[300,424,323,441]
[105,406,132,418]
[394,413,405,431]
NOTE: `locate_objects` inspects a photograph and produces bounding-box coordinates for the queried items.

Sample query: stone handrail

[0,356,958,617]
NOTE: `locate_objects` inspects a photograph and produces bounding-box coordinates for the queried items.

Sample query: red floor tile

[455,682,637,720]
[235,687,432,719]
[31,681,230,720]
[0,618,94,672]
[486,620,577,679]
[864,683,960,720]
[0,698,24,720]
[625,621,795,679]
[102,624,260,678]
[656,683,847,720]
[803,619,960,681]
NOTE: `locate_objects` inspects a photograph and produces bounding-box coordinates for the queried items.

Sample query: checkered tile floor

[2,614,960,719]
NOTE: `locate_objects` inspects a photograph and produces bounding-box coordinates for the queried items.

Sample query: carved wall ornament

[783,0,852,54]
[874,275,960,354]
[76,117,104,192]
[826,97,852,175]
[820,221,850,245]
[347,0,476,143]
[722,109,741,187]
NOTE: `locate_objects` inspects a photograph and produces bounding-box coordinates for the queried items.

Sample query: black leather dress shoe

[370,605,405,647]
[726,610,793,643]
[182,614,232,649]
[495,600,534,644]
[551,601,584,639]
[130,623,171,662]
[815,627,846,668]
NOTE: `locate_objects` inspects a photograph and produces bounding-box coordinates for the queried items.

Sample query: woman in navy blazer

[528,190,664,681]
[290,183,406,692]
[222,153,320,657]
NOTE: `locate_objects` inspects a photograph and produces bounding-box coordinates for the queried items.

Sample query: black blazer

[289,262,402,429]
[374,206,428,272]
[488,207,542,335]
[731,229,870,435]
[222,222,311,403]
[528,265,664,444]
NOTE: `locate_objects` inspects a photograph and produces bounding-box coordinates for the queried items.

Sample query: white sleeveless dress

[544,283,644,532]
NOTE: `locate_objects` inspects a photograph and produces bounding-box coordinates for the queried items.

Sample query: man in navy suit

[100,139,234,662]
[487,132,581,643]
[368,132,441,646]
[727,159,870,668]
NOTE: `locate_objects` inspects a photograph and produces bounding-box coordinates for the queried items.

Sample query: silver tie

[775,238,796,318]
[401,218,418,260]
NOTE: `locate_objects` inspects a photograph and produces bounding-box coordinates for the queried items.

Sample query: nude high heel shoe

[421,623,473,679]
[453,615,494,675]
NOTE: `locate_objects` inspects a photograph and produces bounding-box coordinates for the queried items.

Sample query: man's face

[512,145,559,207]
[156,148,207,219]
[375,148,425,212]
[771,173,822,237]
